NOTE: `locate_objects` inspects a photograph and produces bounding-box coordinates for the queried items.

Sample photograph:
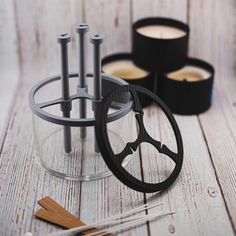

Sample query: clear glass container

[31,75,131,181]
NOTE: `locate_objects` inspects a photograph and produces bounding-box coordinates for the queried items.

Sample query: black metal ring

[95,85,183,193]
[29,73,133,127]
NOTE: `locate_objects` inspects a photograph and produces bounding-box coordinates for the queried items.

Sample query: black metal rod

[90,34,104,153]
[76,24,89,139]
[57,34,72,153]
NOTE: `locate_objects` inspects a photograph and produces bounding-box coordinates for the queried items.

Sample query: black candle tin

[158,58,214,115]
[102,53,154,107]
[132,17,189,73]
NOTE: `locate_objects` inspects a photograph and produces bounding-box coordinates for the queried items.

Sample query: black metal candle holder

[29,25,132,181]
[29,24,184,193]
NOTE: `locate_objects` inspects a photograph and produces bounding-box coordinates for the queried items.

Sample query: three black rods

[58,26,104,154]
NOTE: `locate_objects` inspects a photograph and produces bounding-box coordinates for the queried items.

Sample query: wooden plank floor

[0,0,235,235]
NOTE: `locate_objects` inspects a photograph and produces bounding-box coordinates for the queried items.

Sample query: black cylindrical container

[132,17,189,73]
[102,53,154,107]
[158,58,214,115]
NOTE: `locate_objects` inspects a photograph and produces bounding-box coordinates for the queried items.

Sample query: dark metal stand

[29,25,132,181]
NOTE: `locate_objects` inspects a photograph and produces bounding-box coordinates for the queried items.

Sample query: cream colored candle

[137,25,186,39]
[102,60,149,80]
[167,66,211,82]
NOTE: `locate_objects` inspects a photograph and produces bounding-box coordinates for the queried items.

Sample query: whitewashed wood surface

[0,0,235,236]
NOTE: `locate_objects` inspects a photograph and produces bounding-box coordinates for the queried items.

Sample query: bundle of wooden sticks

[23,197,174,236]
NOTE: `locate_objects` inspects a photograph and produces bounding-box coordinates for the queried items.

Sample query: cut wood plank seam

[187,2,235,232]
[197,115,236,234]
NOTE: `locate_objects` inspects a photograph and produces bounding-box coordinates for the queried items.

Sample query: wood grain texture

[132,0,234,235]
[189,0,236,231]
[0,1,84,236]
[0,0,19,147]
[140,106,234,235]
[84,0,132,72]
[78,112,149,236]
[0,0,235,235]
[80,3,148,236]
[0,83,85,236]
[35,196,113,235]
[132,0,187,22]
[35,196,86,229]
[13,0,83,84]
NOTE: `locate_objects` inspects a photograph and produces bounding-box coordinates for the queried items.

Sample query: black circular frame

[95,85,184,193]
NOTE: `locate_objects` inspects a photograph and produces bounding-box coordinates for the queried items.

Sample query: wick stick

[57,34,72,153]
[23,202,164,236]
[76,24,89,139]
[90,34,104,153]
[44,202,163,236]
[45,211,174,236]
[86,212,175,236]
[46,214,148,236]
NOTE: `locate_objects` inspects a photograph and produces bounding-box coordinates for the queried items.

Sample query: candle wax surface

[102,60,149,80]
[167,66,211,82]
[137,25,186,39]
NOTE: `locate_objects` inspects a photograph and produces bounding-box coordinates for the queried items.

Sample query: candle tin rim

[164,57,215,84]
[102,52,152,78]
[102,52,155,107]
[133,17,190,42]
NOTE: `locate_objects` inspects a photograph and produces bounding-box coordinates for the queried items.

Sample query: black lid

[95,84,184,193]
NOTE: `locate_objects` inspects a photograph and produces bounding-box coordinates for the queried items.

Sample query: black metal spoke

[38,98,63,109]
